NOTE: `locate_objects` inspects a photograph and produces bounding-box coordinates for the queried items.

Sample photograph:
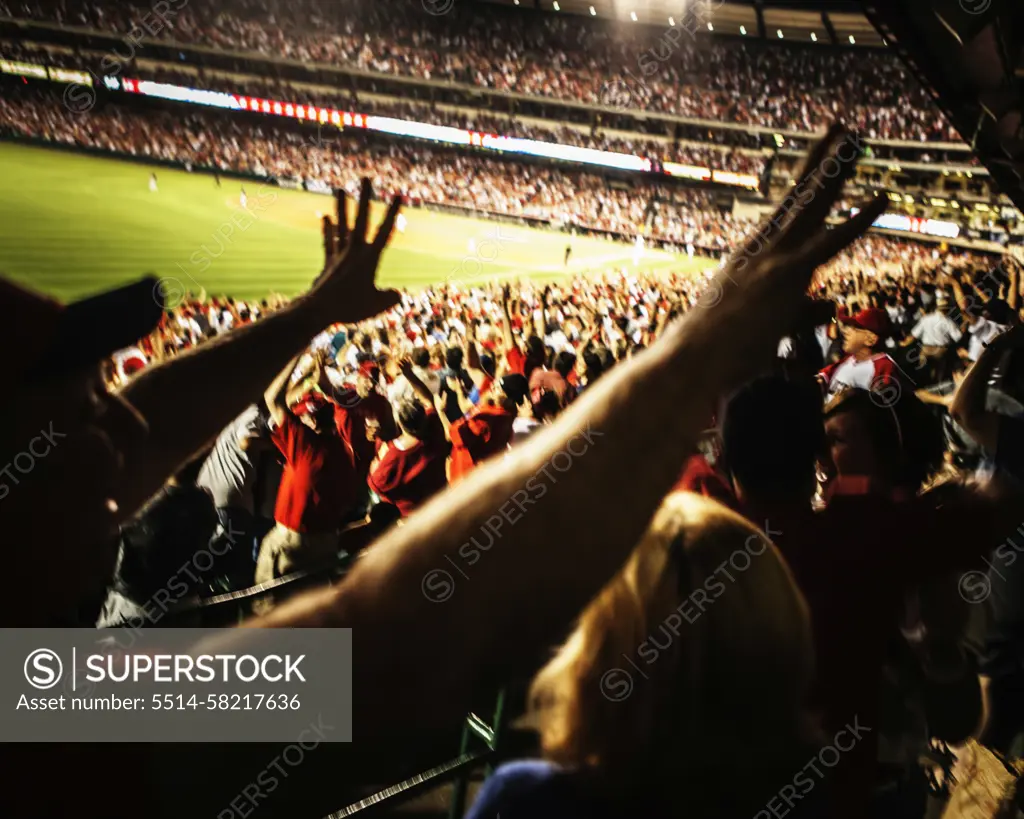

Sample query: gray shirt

[196,405,261,513]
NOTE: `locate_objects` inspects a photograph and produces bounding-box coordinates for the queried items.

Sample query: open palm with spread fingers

[680,123,888,393]
[313,177,403,323]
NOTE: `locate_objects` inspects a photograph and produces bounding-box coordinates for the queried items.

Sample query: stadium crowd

[2,0,958,141]
[4,123,1024,819]
[0,38,773,174]
[0,89,764,249]
[2,2,1024,814]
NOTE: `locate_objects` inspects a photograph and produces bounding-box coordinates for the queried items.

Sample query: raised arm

[500,282,516,350]
[1008,255,1020,312]
[535,285,550,339]
[117,181,402,520]
[464,313,484,380]
[951,324,1023,453]
[949,274,973,321]
[27,126,894,819]
[399,358,435,408]
[264,354,302,427]
[257,125,886,744]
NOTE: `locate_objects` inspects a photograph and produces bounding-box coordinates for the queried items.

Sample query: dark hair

[118,485,219,600]
[480,353,496,379]
[412,348,430,368]
[397,399,429,438]
[311,401,337,432]
[722,376,824,503]
[554,350,577,379]
[445,346,464,370]
[583,351,604,381]
[825,389,944,491]
[526,335,545,361]
[500,374,529,406]
[533,389,561,421]
[368,501,401,529]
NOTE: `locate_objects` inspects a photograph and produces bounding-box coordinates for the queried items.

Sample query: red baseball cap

[291,390,330,416]
[1,275,165,385]
[840,308,892,338]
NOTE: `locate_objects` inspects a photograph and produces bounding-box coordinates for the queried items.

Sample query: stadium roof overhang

[480,0,884,46]
[860,0,1024,215]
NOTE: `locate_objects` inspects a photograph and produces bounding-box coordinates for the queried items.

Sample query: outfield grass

[0,142,710,303]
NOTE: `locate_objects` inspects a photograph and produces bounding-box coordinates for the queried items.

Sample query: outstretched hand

[680,123,887,389]
[312,178,402,324]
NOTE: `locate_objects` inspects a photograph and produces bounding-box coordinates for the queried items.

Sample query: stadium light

[707,22,713,31]
[590,5,596,14]
[810,32,817,41]
[739,25,746,35]
[848,34,856,44]
[630,11,637,21]
[552,1,559,9]
[777,29,783,38]
[668,16,675,26]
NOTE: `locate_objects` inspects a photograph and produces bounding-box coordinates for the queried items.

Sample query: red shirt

[448,404,515,483]
[505,346,525,376]
[333,388,398,478]
[271,414,357,533]
[672,453,736,510]
[367,410,450,516]
[819,352,901,398]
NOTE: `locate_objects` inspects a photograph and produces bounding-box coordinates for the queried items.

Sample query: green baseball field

[0,142,709,303]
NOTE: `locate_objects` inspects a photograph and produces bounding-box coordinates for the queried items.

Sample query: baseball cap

[291,389,330,416]
[840,308,893,339]
[2,275,165,385]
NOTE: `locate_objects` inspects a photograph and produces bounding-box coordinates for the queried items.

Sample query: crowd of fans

[5,125,1024,819]
[0,38,772,175]
[1,0,958,141]
[3,6,1024,816]
[0,89,765,249]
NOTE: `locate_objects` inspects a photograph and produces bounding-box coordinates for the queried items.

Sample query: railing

[137,553,510,819]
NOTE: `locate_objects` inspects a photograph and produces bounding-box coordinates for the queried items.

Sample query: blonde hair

[530,492,813,784]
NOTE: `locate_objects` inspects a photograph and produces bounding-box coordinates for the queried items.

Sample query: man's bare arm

[265,354,302,427]
[117,182,402,520]
[254,125,886,745]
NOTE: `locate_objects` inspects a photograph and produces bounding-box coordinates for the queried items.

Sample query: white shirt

[911,312,962,347]
[388,367,442,406]
[823,353,899,403]
[966,318,1007,362]
[510,416,543,447]
[545,329,572,355]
